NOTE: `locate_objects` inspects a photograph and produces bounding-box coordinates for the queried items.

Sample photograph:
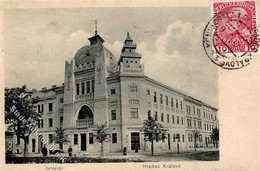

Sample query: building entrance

[131,132,140,150]
[81,133,86,151]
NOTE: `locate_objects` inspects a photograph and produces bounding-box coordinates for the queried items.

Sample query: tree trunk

[216,140,218,149]
[101,141,104,157]
[151,139,154,156]
[194,139,197,152]
[23,138,27,157]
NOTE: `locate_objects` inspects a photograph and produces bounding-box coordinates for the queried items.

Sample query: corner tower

[118,32,144,76]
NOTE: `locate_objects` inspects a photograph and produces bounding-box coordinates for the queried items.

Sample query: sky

[3,7,218,107]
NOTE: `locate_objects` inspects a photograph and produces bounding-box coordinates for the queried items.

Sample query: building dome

[74,45,96,66]
[74,31,105,66]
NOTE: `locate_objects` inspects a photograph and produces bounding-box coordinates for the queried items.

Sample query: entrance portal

[131,132,140,150]
[81,133,86,151]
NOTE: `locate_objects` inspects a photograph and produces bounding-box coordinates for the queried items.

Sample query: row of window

[110,86,137,96]
[37,103,54,113]
[111,109,208,125]
[204,112,217,120]
[73,133,117,144]
[37,98,64,114]
[111,108,139,120]
[37,117,63,128]
[146,90,216,121]
[204,123,215,131]
[15,132,211,146]
[147,90,183,109]
[187,119,215,131]
[126,60,138,64]
[187,134,203,142]
[187,119,205,129]
[168,134,203,143]
[148,110,184,125]
[18,132,115,145]
[173,134,185,142]
[186,105,201,116]
[76,80,95,95]
[75,61,95,70]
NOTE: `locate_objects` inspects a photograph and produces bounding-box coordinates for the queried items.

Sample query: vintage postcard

[0,0,259,170]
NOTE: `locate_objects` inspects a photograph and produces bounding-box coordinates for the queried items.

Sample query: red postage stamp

[212,1,258,55]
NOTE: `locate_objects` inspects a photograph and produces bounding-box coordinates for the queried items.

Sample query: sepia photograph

[4,7,219,164]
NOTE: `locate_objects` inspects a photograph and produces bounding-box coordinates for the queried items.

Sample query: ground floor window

[32,139,35,152]
[74,134,78,145]
[89,133,94,144]
[16,135,20,145]
[48,134,53,143]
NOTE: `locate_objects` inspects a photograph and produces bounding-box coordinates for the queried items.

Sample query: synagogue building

[6,30,218,156]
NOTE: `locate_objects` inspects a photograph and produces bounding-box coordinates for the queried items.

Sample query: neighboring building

[7,30,218,156]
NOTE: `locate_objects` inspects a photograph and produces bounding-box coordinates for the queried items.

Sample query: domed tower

[63,27,118,135]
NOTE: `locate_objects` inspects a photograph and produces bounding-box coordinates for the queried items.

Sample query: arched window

[78,106,93,119]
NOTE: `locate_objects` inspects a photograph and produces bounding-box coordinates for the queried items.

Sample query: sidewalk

[103,147,219,162]
[14,147,219,162]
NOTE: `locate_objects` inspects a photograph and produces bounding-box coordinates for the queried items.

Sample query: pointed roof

[118,32,141,64]
[121,32,136,52]
[125,32,133,42]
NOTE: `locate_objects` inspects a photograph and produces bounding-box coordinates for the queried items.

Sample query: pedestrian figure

[135,144,139,153]
[68,146,73,157]
[42,145,47,156]
[123,147,127,155]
